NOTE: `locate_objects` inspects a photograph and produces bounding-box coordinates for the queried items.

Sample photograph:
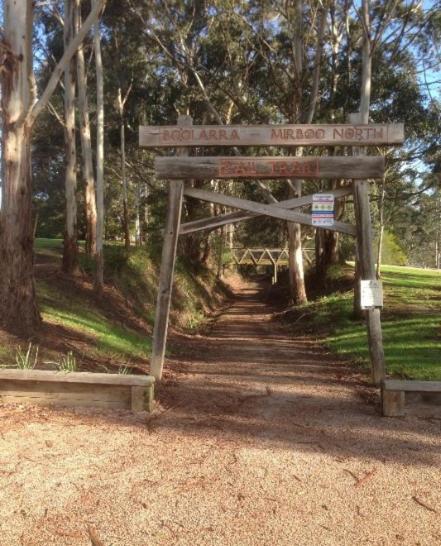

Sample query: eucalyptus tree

[75,0,98,258]
[62,0,80,275]
[94,0,105,290]
[0,0,105,334]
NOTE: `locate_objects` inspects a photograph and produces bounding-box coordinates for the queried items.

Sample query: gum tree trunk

[0,2,40,333]
[286,1,325,304]
[94,0,105,291]
[121,118,131,250]
[287,180,307,304]
[75,0,97,257]
[116,86,132,252]
[0,0,105,334]
[62,0,79,275]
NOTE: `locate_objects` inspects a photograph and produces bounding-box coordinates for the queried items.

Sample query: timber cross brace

[139,116,404,386]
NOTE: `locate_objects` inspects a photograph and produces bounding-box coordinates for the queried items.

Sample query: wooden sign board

[360,280,383,309]
[140,123,404,147]
[155,156,385,180]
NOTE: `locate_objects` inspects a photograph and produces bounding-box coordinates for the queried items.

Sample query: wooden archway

[139,116,404,386]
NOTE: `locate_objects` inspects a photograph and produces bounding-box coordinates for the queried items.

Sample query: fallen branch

[412,496,437,513]
[88,526,106,546]
[344,467,377,487]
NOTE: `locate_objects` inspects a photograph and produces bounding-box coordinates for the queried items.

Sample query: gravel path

[1,285,440,545]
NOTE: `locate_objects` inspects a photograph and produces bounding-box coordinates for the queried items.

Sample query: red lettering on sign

[219,160,258,176]
[218,159,320,178]
[181,129,192,141]
[271,129,283,140]
[160,128,195,143]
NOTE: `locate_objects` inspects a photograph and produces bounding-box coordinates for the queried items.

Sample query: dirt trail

[1,284,440,545]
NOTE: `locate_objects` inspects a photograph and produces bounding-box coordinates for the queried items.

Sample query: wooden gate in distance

[139,118,404,386]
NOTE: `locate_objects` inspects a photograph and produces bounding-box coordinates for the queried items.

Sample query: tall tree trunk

[115,84,133,252]
[94,0,105,291]
[0,2,40,333]
[287,180,307,304]
[286,0,308,304]
[134,182,142,245]
[75,0,97,258]
[120,116,131,251]
[0,0,105,334]
[62,0,79,275]
[353,0,372,316]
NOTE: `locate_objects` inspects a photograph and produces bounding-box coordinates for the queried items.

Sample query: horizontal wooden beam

[156,156,384,180]
[180,187,353,235]
[140,123,404,147]
[0,369,154,386]
[383,379,441,392]
[0,369,155,412]
[184,187,356,236]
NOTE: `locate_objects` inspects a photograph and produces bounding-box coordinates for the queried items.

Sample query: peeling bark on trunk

[0,2,41,333]
[75,0,97,258]
[286,1,325,304]
[285,0,308,304]
[0,0,104,334]
[1,125,41,333]
[62,0,79,275]
[94,1,105,291]
[287,180,307,304]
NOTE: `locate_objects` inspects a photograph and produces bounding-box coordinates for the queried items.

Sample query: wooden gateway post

[139,119,404,384]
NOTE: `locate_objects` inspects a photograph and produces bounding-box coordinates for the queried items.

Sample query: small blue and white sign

[312,193,335,227]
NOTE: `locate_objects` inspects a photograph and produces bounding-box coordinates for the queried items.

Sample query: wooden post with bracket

[350,113,385,386]
[150,115,192,380]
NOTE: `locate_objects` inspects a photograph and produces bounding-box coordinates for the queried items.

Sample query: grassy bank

[288,264,441,380]
[0,239,229,373]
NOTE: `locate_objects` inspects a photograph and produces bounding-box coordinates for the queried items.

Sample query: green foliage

[30,1,441,270]
[15,343,39,370]
[378,231,408,266]
[57,351,77,373]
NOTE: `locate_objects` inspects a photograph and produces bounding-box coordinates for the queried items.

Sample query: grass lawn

[0,239,151,371]
[0,238,226,372]
[38,281,151,366]
[296,264,441,380]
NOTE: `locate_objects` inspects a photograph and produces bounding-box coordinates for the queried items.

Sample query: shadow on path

[154,284,441,467]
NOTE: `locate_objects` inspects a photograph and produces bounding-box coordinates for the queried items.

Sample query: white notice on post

[312,193,335,227]
[360,280,383,309]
